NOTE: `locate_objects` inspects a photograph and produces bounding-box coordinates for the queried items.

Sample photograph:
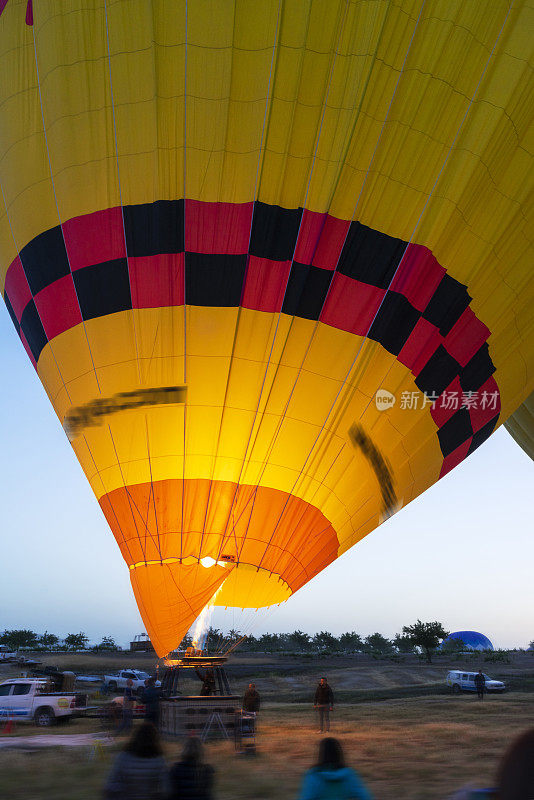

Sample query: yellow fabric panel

[130,560,230,657]
[0,209,17,288]
[214,563,291,609]
[35,7,120,223]
[37,306,443,551]
[505,392,534,461]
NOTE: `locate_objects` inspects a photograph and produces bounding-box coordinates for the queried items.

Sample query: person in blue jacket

[297,737,374,800]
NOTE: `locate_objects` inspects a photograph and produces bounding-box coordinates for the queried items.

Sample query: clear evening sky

[0,303,532,651]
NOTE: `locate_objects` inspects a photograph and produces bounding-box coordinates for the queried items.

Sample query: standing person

[103,721,167,799]
[168,736,215,800]
[116,678,135,736]
[195,667,216,697]
[474,670,486,700]
[297,737,374,799]
[314,677,334,733]
[142,677,161,727]
[243,682,261,713]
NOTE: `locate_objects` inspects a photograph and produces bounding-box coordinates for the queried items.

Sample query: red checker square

[293,209,325,265]
[4,256,32,320]
[241,256,291,313]
[390,244,445,312]
[468,376,501,434]
[312,214,350,270]
[439,438,472,478]
[185,200,253,254]
[34,274,83,341]
[320,274,385,336]
[398,317,442,374]
[443,307,490,367]
[430,376,463,427]
[63,207,126,270]
[19,330,37,369]
[129,253,185,309]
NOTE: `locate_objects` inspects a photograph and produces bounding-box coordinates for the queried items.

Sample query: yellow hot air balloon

[0,1,532,656]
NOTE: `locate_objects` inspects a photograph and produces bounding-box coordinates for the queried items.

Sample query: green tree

[39,631,59,650]
[393,633,415,654]
[289,630,312,651]
[94,636,118,652]
[313,631,339,651]
[0,629,39,649]
[64,632,89,651]
[226,629,242,648]
[258,633,282,652]
[402,620,449,663]
[363,632,393,656]
[206,627,223,651]
[240,634,257,652]
[339,632,363,652]
[440,635,465,654]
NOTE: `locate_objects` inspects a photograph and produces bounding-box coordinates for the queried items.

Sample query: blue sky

[0,302,532,650]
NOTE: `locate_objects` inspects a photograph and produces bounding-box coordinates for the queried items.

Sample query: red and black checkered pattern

[2,200,500,473]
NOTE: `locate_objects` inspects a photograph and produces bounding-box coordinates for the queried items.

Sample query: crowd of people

[101,673,534,799]
[104,722,534,799]
[104,724,212,799]
[103,725,373,800]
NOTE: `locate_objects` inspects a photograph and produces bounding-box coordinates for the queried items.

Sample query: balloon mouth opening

[128,555,234,570]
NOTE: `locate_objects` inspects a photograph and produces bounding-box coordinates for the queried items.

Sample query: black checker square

[415,345,460,397]
[282,263,332,320]
[20,299,47,361]
[123,200,184,257]
[3,292,19,332]
[467,414,499,455]
[422,273,471,336]
[437,407,473,458]
[459,343,496,393]
[368,290,421,356]
[73,258,131,321]
[20,226,70,296]
[185,252,246,307]
[249,202,303,262]
[337,221,407,289]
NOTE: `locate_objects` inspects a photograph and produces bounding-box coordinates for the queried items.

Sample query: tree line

[186,620,452,663]
[0,629,119,652]
[1,621,447,660]
[3,623,529,663]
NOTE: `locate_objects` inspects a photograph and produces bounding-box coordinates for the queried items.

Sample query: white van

[446,670,505,693]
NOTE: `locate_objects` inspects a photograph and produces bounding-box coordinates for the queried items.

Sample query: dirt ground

[1,651,533,798]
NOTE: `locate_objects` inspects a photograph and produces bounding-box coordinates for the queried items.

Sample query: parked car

[0,646,17,662]
[103,669,159,693]
[446,670,506,693]
[0,678,87,726]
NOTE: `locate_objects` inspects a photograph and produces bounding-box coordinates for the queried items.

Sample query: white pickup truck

[0,678,87,726]
[103,669,153,693]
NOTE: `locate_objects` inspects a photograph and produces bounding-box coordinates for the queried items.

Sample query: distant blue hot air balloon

[442,631,494,651]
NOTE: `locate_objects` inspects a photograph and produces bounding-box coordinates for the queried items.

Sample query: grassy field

[1,652,533,798]
[1,694,533,799]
